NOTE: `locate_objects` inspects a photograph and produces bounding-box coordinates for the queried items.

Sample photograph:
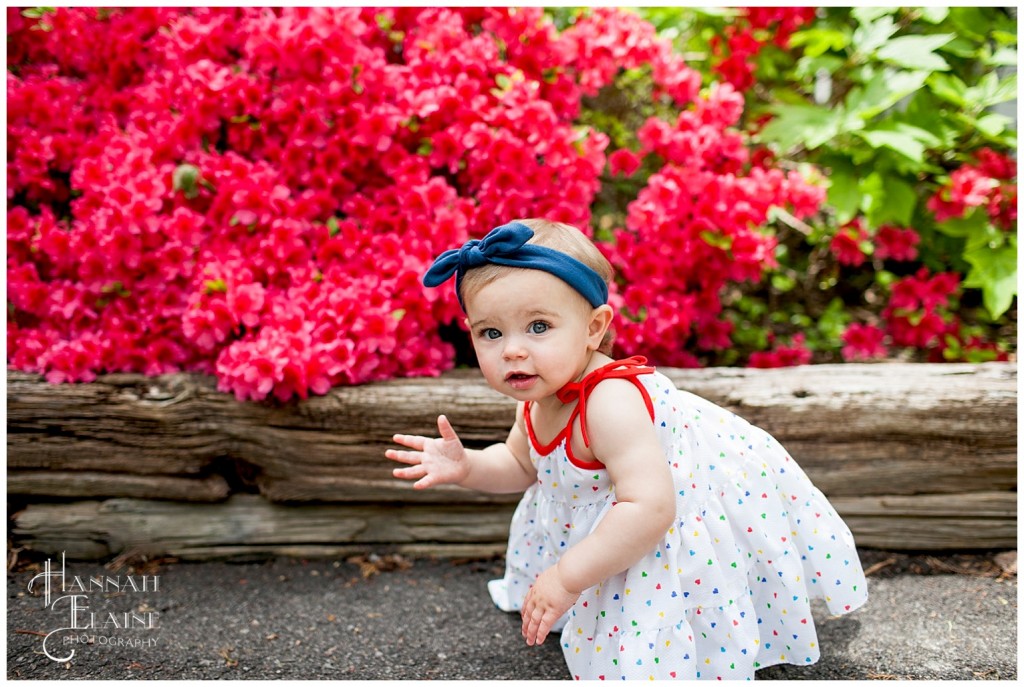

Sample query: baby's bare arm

[387,407,535,494]
[556,379,674,591]
[521,380,674,645]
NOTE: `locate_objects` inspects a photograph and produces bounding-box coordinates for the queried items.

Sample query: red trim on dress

[523,401,567,456]
[524,356,656,471]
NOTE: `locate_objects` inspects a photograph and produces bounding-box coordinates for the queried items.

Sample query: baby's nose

[502,339,528,360]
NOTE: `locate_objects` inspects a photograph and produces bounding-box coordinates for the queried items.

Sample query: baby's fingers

[436,415,461,443]
[413,472,443,490]
[391,433,428,451]
[392,464,427,482]
[522,606,554,646]
[384,448,422,466]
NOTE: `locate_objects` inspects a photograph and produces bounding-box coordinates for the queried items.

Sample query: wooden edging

[6,362,1018,557]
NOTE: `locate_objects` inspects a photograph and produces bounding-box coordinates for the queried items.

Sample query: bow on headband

[423,221,609,310]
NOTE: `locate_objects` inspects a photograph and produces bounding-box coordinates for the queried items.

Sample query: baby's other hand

[521,564,580,646]
[386,415,469,489]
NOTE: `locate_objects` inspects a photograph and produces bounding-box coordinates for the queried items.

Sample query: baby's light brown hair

[460,218,616,355]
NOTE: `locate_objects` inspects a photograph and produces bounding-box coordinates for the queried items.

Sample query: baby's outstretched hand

[386,415,469,489]
[521,564,581,646]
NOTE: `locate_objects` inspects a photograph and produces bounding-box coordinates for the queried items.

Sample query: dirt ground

[6,549,1017,680]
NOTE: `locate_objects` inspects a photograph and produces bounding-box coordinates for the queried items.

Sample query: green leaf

[204,279,228,295]
[986,47,1018,67]
[853,129,925,164]
[965,71,1018,109]
[904,93,960,149]
[100,280,124,296]
[991,30,1017,47]
[816,297,852,342]
[852,7,896,24]
[851,14,898,56]
[847,70,929,119]
[868,176,916,227]
[963,237,1017,319]
[760,104,843,151]
[918,7,949,24]
[876,34,954,71]
[858,171,885,217]
[874,269,897,288]
[699,231,733,251]
[975,113,1010,138]
[893,121,942,148]
[789,28,850,58]
[21,7,56,19]
[935,210,988,238]
[941,36,983,59]
[947,7,990,42]
[826,162,861,224]
[963,218,1006,254]
[771,273,796,293]
[794,54,845,80]
[927,72,968,106]
[172,163,201,199]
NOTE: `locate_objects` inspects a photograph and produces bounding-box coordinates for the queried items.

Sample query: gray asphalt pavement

[6,552,1017,680]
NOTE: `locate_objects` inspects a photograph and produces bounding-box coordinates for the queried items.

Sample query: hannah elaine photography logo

[27,552,161,663]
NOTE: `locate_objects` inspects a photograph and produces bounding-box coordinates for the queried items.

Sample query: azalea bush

[7,7,1016,402]
[639,6,1016,365]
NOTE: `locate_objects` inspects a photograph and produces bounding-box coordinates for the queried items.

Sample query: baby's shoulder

[585,375,655,423]
[581,377,660,452]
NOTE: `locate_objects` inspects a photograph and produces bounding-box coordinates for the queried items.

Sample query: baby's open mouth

[505,372,538,389]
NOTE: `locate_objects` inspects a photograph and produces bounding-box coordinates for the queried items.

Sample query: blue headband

[423,221,609,310]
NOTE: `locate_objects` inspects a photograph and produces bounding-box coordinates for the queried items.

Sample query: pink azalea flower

[840,323,888,361]
[829,220,868,267]
[748,334,812,368]
[608,149,642,177]
[874,225,920,262]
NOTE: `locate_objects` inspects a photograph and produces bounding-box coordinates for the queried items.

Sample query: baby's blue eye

[529,321,550,335]
[481,328,502,340]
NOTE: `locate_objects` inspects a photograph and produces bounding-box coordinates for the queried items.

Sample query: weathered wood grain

[6,363,1016,555]
[11,490,1015,560]
[6,470,230,502]
[6,372,229,475]
[7,363,1015,500]
[830,491,1017,550]
[10,495,518,560]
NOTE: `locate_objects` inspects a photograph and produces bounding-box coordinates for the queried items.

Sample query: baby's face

[464,269,599,402]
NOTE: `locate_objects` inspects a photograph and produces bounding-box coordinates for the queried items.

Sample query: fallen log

[9,495,518,561]
[830,491,1017,550]
[10,490,1016,561]
[7,362,1015,499]
[6,470,230,502]
[6,362,1017,555]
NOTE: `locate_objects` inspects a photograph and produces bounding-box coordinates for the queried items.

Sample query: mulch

[856,548,1017,580]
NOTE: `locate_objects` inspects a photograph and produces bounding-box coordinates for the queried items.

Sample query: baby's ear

[587,304,614,350]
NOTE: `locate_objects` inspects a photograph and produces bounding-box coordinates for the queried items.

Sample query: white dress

[488,357,868,680]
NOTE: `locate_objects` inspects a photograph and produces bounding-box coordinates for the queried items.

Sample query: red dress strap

[523,399,568,456]
[556,356,656,450]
